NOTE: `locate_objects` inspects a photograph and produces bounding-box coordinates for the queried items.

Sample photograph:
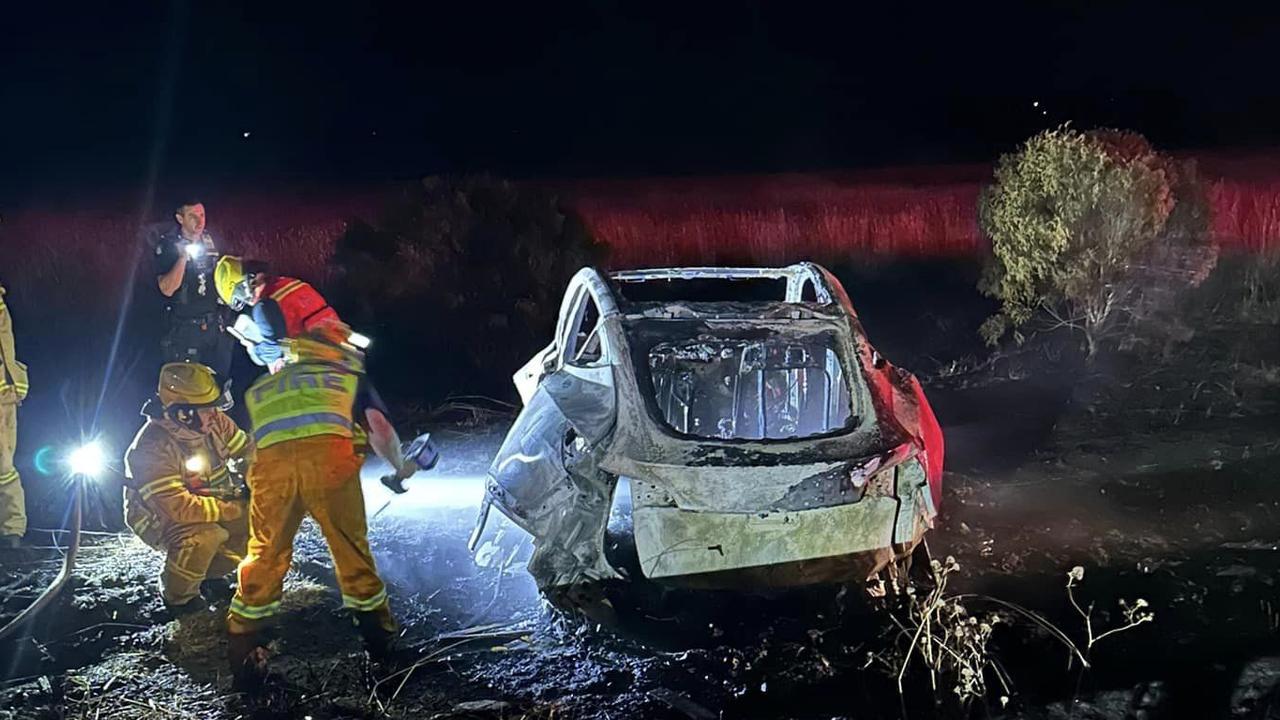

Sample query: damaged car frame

[471,263,943,607]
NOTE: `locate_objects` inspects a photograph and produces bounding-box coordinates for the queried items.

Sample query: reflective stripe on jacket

[246,361,360,449]
[264,276,339,338]
[122,413,250,535]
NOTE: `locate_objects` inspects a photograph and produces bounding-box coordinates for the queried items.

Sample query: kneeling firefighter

[227,321,417,685]
[123,363,253,613]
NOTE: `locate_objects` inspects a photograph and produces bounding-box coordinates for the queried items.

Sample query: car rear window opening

[647,335,856,440]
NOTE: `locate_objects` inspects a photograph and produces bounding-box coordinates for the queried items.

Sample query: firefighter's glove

[219,499,245,521]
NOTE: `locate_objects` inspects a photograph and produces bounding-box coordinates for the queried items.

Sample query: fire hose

[0,481,83,643]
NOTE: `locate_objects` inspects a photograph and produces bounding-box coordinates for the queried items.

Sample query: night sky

[3,1,1279,200]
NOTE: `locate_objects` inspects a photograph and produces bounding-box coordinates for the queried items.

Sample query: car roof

[608,262,841,305]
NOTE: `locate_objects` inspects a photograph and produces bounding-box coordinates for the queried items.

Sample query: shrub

[329,175,607,404]
[1240,249,1280,321]
[978,127,1213,357]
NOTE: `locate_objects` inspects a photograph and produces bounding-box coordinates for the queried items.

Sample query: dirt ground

[2,296,1279,719]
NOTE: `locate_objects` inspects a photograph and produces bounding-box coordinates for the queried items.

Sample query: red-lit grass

[569,177,987,268]
[564,160,1280,269]
[4,153,1279,320]
[0,191,382,322]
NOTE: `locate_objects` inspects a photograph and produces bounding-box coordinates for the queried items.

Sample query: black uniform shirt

[153,230,220,318]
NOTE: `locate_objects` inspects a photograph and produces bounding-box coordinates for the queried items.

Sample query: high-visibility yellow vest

[246,362,360,449]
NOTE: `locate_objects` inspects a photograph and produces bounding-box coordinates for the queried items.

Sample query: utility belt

[164,309,225,330]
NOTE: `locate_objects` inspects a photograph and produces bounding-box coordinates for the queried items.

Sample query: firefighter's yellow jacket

[0,281,28,539]
[0,283,28,405]
[123,403,253,538]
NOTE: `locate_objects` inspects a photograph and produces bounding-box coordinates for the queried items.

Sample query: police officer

[154,199,233,380]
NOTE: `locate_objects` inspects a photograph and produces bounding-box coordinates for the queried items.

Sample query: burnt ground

[3,267,1280,719]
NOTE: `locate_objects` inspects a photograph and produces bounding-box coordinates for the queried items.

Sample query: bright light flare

[184,243,206,260]
[69,441,107,478]
[185,455,208,474]
[348,332,372,349]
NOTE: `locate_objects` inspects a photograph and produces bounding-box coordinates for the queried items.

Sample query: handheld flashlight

[184,455,209,474]
[185,243,206,260]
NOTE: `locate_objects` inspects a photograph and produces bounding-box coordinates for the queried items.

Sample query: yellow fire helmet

[157,362,223,409]
[214,255,252,309]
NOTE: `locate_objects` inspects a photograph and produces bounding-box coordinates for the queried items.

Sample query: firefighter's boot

[353,609,402,665]
[200,577,234,605]
[227,632,270,694]
[166,594,209,619]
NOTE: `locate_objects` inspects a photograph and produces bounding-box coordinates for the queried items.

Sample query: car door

[484,271,619,542]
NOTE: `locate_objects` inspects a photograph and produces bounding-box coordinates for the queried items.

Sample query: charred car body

[472,263,943,603]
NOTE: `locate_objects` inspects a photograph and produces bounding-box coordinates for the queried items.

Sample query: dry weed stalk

[879,561,1156,713]
[1064,565,1155,661]
[887,556,1012,705]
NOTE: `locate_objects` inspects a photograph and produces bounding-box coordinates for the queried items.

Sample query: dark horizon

[5,1,1280,205]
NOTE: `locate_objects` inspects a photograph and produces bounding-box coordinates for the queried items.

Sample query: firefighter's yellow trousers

[0,401,25,538]
[137,514,248,606]
[227,435,394,635]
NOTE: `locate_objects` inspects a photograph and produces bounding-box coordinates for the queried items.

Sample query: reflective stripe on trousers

[157,515,248,606]
[0,402,25,537]
[227,435,394,635]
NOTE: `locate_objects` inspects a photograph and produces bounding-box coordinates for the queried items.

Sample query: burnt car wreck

[472,263,944,604]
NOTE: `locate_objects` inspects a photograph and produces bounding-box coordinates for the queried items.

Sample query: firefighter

[0,281,29,549]
[227,321,414,687]
[213,256,342,373]
[153,200,234,380]
[122,363,253,613]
